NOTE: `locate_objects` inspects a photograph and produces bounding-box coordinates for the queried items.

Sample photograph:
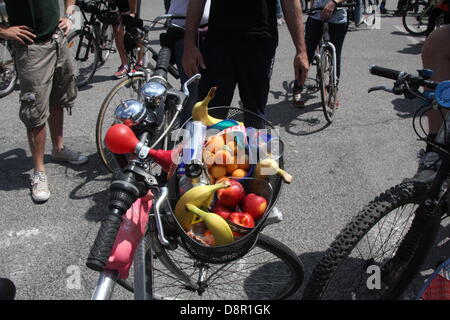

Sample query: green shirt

[4,0,60,42]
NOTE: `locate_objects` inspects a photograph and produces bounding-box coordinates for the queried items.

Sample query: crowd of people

[0,0,447,201]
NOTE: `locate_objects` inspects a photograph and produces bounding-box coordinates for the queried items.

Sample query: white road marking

[394,25,421,45]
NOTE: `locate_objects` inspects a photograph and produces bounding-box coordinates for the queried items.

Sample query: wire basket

[166,107,285,264]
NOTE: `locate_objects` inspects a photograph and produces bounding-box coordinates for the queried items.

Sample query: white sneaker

[52,146,88,165]
[31,171,50,202]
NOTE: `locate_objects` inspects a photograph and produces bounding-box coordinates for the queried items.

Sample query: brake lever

[368,86,394,93]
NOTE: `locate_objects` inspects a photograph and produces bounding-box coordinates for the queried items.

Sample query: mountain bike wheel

[402,1,430,35]
[98,24,114,65]
[0,40,17,98]
[303,182,442,300]
[96,75,146,172]
[319,47,337,124]
[67,29,99,88]
[148,232,304,300]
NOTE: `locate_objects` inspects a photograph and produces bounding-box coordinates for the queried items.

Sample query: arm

[182,0,207,77]
[280,0,309,84]
[321,0,347,20]
[0,25,36,45]
[59,0,76,35]
[129,0,138,16]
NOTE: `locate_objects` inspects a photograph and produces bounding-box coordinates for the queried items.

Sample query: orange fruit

[237,155,250,170]
[210,165,227,179]
[232,169,247,178]
[203,150,215,167]
[226,163,239,174]
[205,135,225,153]
[214,149,234,165]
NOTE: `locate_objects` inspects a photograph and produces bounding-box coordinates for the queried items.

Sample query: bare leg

[27,125,46,173]
[422,25,450,134]
[113,24,128,66]
[48,106,64,152]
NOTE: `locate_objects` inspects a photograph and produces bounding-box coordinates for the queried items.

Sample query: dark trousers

[305,17,348,80]
[198,37,277,129]
[426,7,450,37]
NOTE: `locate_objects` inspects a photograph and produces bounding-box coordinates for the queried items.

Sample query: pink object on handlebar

[105,192,153,279]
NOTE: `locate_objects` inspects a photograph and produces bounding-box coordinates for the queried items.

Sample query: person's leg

[328,22,348,81]
[355,0,363,25]
[198,38,237,120]
[112,24,129,77]
[426,8,443,37]
[422,25,450,139]
[235,38,278,129]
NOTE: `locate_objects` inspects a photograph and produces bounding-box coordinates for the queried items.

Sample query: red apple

[228,212,255,237]
[242,193,268,220]
[212,202,234,220]
[217,180,246,207]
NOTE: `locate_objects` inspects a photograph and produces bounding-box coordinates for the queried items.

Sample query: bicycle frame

[316,22,338,87]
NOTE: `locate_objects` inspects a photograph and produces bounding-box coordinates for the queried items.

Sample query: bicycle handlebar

[153,46,171,80]
[369,65,438,90]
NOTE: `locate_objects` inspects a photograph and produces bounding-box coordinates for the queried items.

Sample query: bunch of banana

[185,204,234,246]
[192,87,244,130]
[255,158,293,184]
[174,181,230,231]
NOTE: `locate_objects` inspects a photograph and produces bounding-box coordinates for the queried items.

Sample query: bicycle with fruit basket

[87,22,304,299]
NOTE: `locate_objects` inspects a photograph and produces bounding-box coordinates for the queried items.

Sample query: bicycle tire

[0,40,17,98]
[67,29,99,88]
[96,75,146,172]
[147,232,304,300]
[318,47,337,124]
[402,1,430,35]
[303,181,442,300]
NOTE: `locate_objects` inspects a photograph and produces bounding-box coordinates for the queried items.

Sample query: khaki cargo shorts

[14,30,78,128]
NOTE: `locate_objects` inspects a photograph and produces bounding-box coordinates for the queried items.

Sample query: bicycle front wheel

[67,29,99,87]
[303,182,441,300]
[402,1,430,35]
[149,233,304,300]
[96,75,146,172]
[318,47,337,124]
[0,40,17,98]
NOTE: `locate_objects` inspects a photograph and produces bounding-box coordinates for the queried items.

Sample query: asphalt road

[0,1,449,300]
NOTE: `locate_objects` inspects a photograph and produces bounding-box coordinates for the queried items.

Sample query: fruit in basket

[203,150,215,167]
[217,180,246,207]
[228,212,255,237]
[226,163,239,174]
[205,135,225,153]
[255,158,293,184]
[185,204,234,246]
[192,87,244,128]
[236,154,250,171]
[231,169,247,178]
[212,202,234,220]
[203,230,216,246]
[214,149,234,165]
[215,177,230,184]
[210,165,227,179]
[175,181,230,230]
[242,193,268,220]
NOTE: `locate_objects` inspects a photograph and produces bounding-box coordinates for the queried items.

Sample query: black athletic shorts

[114,0,129,13]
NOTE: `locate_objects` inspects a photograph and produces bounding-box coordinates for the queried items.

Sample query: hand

[294,51,309,86]
[182,44,206,78]
[321,1,337,20]
[58,17,73,35]
[0,26,36,45]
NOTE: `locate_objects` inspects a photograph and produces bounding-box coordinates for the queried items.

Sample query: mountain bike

[67,0,116,87]
[0,2,17,98]
[96,14,181,173]
[86,43,304,300]
[305,3,355,124]
[303,66,450,300]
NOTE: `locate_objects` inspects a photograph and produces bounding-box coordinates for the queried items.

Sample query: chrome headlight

[141,81,167,107]
[115,99,147,127]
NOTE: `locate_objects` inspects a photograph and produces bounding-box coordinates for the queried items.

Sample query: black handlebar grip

[369,65,402,81]
[86,209,123,272]
[155,47,171,74]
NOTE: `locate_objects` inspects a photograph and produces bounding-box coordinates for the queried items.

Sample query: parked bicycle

[303,3,356,124]
[303,65,450,300]
[0,1,17,98]
[401,0,447,35]
[67,0,116,87]
[96,14,181,173]
[86,40,304,299]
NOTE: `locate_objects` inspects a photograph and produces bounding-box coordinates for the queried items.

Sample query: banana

[192,87,243,129]
[175,181,230,230]
[185,204,234,246]
[255,158,293,184]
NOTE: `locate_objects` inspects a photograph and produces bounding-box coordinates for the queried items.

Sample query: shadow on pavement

[391,97,424,119]
[0,148,33,192]
[397,43,422,55]
[268,80,330,136]
[78,74,116,92]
